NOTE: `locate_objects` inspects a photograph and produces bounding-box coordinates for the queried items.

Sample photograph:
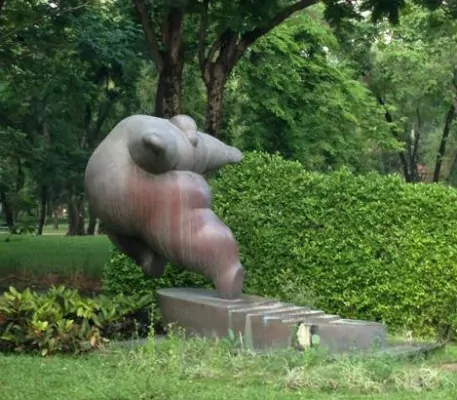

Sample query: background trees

[0,0,147,234]
[1,0,456,234]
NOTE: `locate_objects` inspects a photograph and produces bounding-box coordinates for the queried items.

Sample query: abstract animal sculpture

[84,114,245,299]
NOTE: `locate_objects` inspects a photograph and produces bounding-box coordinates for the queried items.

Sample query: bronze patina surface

[84,114,244,298]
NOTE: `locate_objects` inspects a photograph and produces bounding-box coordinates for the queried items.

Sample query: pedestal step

[157,288,387,353]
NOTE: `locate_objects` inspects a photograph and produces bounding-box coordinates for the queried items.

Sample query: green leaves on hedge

[211,151,457,339]
[103,252,212,299]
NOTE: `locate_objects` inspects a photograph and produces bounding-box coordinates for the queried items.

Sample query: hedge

[103,151,457,339]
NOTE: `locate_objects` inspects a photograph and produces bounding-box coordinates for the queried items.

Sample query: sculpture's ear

[169,114,199,147]
[142,132,167,154]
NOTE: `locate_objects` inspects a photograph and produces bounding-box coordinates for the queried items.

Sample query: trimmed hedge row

[103,151,457,338]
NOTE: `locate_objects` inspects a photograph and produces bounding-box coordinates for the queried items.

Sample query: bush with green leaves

[0,285,154,355]
[103,151,457,339]
[103,251,211,298]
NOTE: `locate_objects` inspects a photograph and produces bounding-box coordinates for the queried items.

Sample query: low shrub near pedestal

[103,151,457,339]
[103,250,211,298]
[0,285,154,355]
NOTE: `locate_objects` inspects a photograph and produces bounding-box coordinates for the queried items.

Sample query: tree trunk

[0,189,15,233]
[53,208,59,230]
[405,126,421,183]
[131,1,184,119]
[86,204,97,235]
[97,221,106,235]
[66,194,85,236]
[154,60,183,118]
[433,102,456,182]
[446,150,457,184]
[197,0,319,137]
[36,186,47,235]
[204,63,227,137]
[376,96,412,182]
[409,109,423,182]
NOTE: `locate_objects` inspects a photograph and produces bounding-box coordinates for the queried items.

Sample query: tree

[224,7,394,171]
[130,0,452,137]
[0,0,147,234]
[357,4,457,182]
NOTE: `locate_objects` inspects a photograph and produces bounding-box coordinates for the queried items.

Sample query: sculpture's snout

[228,147,243,164]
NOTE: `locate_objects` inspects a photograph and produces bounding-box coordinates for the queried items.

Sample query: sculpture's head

[169,115,244,174]
[127,113,243,176]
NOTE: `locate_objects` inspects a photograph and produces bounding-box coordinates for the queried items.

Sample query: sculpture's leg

[158,210,244,299]
[106,230,168,278]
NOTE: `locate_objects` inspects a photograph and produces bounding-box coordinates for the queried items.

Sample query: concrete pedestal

[157,288,387,353]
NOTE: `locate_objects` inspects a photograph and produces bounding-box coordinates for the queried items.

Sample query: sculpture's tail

[225,147,243,164]
[195,131,244,173]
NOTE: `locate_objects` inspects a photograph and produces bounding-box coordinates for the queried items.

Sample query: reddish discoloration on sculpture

[84,114,244,299]
[122,171,244,298]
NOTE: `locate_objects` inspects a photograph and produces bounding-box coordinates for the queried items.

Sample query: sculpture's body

[84,114,244,299]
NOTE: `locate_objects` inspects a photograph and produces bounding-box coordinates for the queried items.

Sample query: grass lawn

[0,234,111,292]
[1,334,456,400]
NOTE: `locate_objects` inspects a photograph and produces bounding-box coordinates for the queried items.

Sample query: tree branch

[237,0,319,54]
[411,108,421,171]
[206,36,222,65]
[433,102,456,182]
[2,2,92,40]
[198,0,210,70]
[131,0,164,71]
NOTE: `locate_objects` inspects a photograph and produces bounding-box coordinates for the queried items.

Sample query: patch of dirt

[440,363,457,372]
[0,272,103,297]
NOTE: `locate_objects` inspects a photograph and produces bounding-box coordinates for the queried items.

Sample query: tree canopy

[1,0,456,234]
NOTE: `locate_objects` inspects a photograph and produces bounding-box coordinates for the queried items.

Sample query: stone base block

[157,288,387,353]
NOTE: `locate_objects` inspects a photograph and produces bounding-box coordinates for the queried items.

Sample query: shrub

[0,285,154,355]
[211,152,457,338]
[103,151,457,338]
[103,250,211,299]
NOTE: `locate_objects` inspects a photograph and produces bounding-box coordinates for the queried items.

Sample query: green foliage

[103,249,211,299]
[226,8,394,172]
[0,285,154,356]
[103,250,211,329]
[209,151,457,338]
[0,0,147,231]
[337,3,457,180]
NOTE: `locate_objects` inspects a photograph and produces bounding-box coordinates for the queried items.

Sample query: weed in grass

[282,352,454,394]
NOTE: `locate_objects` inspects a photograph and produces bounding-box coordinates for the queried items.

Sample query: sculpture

[84,114,245,299]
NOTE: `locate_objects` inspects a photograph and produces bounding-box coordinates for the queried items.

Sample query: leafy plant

[103,250,212,299]
[0,285,154,355]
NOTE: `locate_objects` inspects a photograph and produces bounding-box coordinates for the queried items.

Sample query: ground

[1,335,457,400]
